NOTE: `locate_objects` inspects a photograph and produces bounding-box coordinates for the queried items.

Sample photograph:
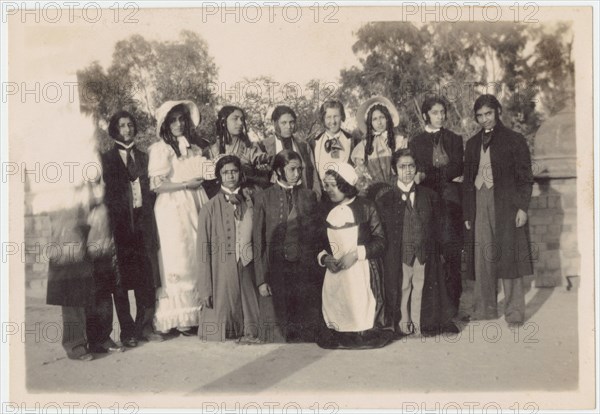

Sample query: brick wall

[528,177,579,287]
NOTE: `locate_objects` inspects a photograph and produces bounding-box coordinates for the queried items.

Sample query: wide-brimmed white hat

[155,100,201,139]
[356,96,400,134]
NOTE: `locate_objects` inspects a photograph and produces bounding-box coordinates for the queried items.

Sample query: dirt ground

[18,277,582,410]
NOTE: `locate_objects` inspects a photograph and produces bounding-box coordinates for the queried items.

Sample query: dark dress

[409,128,464,309]
[316,196,393,349]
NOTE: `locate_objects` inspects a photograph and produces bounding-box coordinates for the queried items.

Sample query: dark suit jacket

[253,183,319,287]
[463,122,534,279]
[101,147,160,289]
[258,135,321,198]
[376,184,455,332]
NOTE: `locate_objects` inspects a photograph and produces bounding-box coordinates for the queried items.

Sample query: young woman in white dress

[148,100,214,335]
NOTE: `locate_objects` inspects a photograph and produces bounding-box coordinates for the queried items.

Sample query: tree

[77,31,218,151]
[338,21,574,145]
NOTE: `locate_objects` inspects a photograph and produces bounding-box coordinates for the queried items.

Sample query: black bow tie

[223,192,244,220]
[482,130,493,151]
[324,135,343,153]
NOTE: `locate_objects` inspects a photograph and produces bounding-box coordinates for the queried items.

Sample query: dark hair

[324,169,359,199]
[319,100,346,125]
[271,105,297,123]
[108,110,137,141]
[391,148,415,175]
[216,106,252,154]
[421,96,447,124]
[272,150,303,182]
[473,94,502,122]
[215,154,244,185]
[159,104,195,158]
[365,104,396,165]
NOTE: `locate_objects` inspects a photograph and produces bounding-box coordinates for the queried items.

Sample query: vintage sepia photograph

[2,1,597,412]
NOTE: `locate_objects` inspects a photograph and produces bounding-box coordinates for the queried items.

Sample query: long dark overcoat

[101,147,160,290]
[463,122,534,280]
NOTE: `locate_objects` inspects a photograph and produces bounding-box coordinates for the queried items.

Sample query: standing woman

[409,96,464,311]
[206,106,271,190]
[309,100,355,181]
[148,100,214,335]
[351,96,407,190]
[316,163,392,349]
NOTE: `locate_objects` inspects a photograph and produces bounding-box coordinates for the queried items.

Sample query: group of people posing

[46,93,534,361]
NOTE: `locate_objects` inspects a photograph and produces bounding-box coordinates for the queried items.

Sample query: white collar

[115,140,135,150]
[277,180,300,190]
[325,130,342,140]
[221,186,240,195]
[397,180,415,192]
[425,125,441,133]
[339,196,356,206]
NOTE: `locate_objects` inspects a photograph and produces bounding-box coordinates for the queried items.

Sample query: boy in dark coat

[376,149,458,336]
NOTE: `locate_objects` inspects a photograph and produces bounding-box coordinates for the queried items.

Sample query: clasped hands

[323,249,359,273]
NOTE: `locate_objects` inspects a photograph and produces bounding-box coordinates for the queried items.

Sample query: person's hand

[184,178,204,190]
[323,254,341,273]
[338,249,358,271]
[255,154,273,171]
[464,221,471,230]
[254,153,270,165]
[515,209,528,228]
[258,283,272,297]
[201,296,213,309]
[414,172,426,184]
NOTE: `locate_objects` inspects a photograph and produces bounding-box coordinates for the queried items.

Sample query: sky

[8,5,365,201]
[11,6,363,85]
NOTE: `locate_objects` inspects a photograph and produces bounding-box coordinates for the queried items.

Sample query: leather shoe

[441,322,460,334]
[122,338,138,348]
[236,335,262,345]
[68,352,94,361]
[90,344,125,353]
[141,332,166,342]
[77,353,94,361]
